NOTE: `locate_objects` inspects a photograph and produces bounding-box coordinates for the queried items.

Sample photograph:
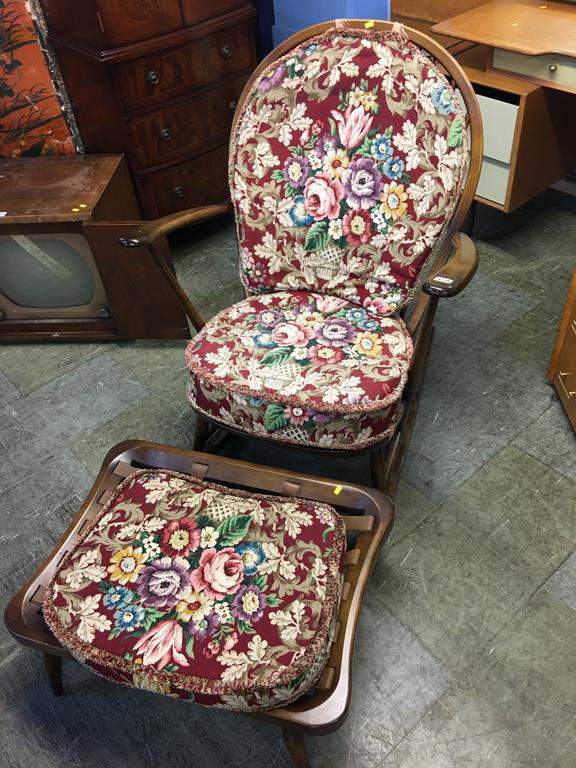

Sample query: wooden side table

[549,271,576,431]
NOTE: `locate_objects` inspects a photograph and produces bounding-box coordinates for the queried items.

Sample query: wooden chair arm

[118,203,231,248]
[422,233,479,298]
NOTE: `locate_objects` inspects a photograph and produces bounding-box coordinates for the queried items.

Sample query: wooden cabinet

[39,1,257,218]
[549,271,576,432]
[40,0,184,50]
[0,155,190,342]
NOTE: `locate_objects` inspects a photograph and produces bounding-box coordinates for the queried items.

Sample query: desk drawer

[114,20,256,113]
[493,49,576,92]
[128,74,247,170]
[476,94,518,164]
[476,157,510,205]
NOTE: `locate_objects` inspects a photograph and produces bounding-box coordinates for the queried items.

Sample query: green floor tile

[440,445,576,578]
[72,395,196,476]
[0,342,107,394]
[434,591,576,767]
[372,504,538,674]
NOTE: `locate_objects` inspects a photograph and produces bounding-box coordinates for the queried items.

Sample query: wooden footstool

[4,440,393,768]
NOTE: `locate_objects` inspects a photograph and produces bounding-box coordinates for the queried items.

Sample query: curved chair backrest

[229,20,482,316]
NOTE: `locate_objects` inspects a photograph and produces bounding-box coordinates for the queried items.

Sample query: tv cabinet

[0,155,190,342]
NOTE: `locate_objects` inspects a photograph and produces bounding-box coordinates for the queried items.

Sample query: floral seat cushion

[185,291,413,449]
[43,469,346,711]
[231,25,469,313]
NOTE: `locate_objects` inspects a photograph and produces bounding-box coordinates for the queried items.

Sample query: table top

[432,1,576,57]
[0,155,124,224]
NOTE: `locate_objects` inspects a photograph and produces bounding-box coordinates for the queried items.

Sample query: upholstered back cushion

[230,24,470,315]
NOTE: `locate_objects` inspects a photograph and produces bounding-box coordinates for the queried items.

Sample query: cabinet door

[39,0,183,51]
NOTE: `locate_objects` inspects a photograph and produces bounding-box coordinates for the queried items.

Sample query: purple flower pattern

[315,318,357,347]
[231,584,267,623]
[136,557,191,609]
[187,612,221,642]
[343,157,384,210]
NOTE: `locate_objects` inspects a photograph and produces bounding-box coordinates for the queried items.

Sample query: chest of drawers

[38,1,257,218]
[549,270,576,432]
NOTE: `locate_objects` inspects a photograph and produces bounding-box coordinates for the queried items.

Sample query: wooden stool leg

[282,729,311,768]
[193,415,210,451]
[44,653,63,696]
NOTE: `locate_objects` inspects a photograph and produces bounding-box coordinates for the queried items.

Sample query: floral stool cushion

[43,469,346,711]
[185,290,413,449]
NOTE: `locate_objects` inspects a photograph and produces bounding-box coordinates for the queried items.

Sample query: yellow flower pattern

[380,182,408,221]
[107,546,147,585]
[354,331,383,358]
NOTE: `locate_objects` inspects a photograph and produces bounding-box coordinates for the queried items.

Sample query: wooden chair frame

[5,440,393,768]
[116,20,484,496]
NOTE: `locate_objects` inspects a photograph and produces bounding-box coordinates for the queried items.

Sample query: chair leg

[369,446,389,495]
[44,653,63,696]
[193,415,210,451]
[282,729,311,768]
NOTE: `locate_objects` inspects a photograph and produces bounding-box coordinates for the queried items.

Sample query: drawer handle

[174,186,185,199]
[147,70,160,85]
[160,128,172,142]
[549,64,558,73]
[221,45,233,59]
[229,99,238,113]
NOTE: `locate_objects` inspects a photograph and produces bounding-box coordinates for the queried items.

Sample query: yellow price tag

[71,207,80,212]
[364,20,375,29]
[333,485,343,495]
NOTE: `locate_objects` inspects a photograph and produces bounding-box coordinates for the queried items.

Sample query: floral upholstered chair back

[230,24,470,316]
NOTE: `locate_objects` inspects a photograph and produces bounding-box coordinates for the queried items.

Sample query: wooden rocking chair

[114,20,482,496]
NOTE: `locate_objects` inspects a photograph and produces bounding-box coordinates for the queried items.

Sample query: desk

[432,1,576,212]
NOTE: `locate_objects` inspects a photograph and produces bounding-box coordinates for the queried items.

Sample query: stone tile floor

[0,190,575,767]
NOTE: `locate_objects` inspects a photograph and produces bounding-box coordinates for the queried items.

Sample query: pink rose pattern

[231,27,469,314]
[44,470,346,711]
[190,547,244,599]
[303,172,345,220]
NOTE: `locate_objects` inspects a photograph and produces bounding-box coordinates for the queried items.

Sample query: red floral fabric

[185,291,411,448]
[230,25,469,313]
[43,470,346,711]
[189,376,402,450]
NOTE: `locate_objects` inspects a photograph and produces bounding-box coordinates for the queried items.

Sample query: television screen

[0,234,108,318]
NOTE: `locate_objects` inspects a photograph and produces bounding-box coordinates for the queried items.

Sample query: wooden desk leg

[282,729,311,768]
[44,654,63,697]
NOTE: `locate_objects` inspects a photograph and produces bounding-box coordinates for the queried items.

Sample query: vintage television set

[0,155,190,341]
